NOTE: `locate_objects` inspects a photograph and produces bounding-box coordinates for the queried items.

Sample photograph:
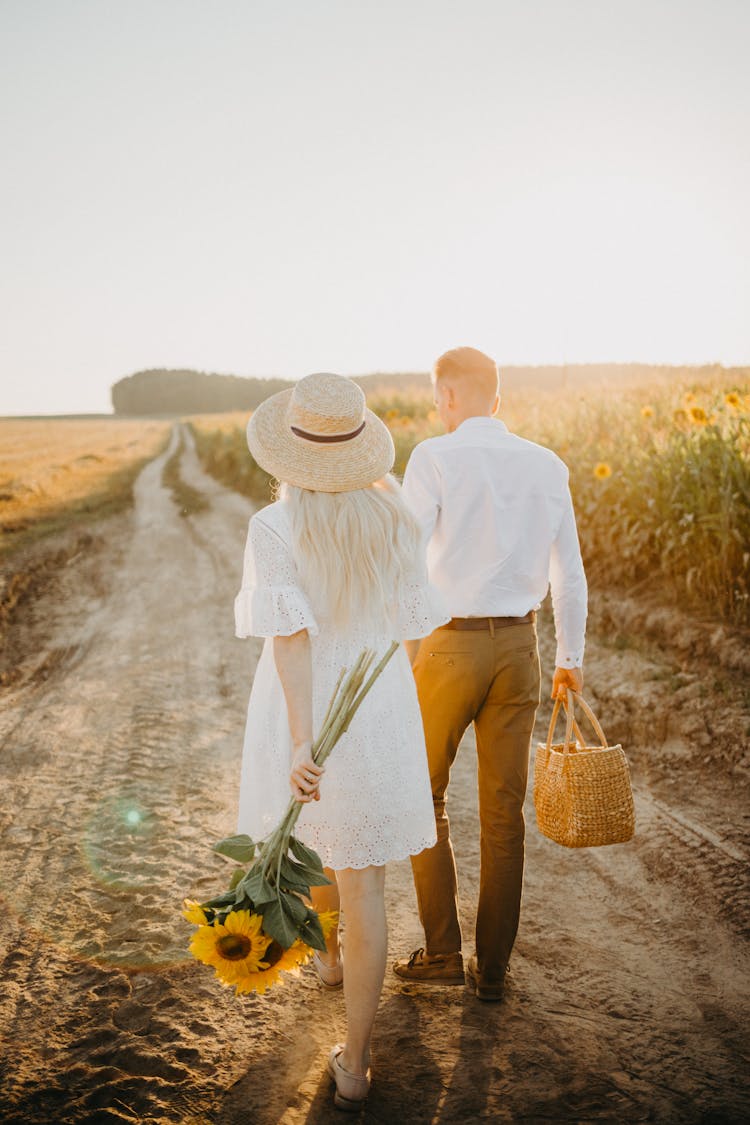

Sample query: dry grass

[188,412,273,502]
[0,417,171,555]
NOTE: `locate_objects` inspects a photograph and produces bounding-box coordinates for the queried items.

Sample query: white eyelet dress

[234,499,450,870]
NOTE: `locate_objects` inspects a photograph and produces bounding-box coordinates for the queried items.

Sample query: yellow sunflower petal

[212,957,246,988]
[318,910,339,939]
[235,963,285,995]
[182,899,208,926]
[224,910,263,938]
[276,940,314,976]
[189,923,226,968]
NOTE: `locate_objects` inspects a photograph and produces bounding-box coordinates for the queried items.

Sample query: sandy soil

[0,423,748,1125]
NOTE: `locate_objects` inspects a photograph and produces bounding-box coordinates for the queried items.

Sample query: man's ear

[447,384,456,408]
[492,393,500,416]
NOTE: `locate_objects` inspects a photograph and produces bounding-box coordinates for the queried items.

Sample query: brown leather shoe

[392,947,465,984]
[466,955,506,1001]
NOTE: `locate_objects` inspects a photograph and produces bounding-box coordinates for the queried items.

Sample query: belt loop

[488,617,495,638]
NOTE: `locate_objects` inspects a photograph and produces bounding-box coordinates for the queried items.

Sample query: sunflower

[725,392,741,410]
[232,939,310,995]
[640,405,654,419]
[182,899,208,925]
[189,910,272,987]
[689,405,708,426]
[593,462,612,480]
[232,910,339,996]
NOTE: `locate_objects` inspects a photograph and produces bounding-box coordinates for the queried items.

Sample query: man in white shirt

[393,346,587,1000]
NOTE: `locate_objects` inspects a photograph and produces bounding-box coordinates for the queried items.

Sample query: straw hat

[246,373,395,493]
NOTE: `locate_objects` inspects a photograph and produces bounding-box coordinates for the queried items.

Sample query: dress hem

[300,834,438,872]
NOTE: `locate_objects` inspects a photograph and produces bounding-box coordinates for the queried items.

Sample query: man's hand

[551,666,583,700]
[290,742,324,803]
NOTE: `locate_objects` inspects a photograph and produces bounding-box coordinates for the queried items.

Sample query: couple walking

[234,346,587,1111]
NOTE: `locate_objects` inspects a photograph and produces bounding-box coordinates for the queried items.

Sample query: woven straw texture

[246,373,395,493]
[534,690,635,848]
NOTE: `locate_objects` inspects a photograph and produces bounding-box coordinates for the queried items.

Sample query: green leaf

[241,865,276,905]
[290,863,332,888]
[202,888,239,910]
[278,857,313,895]
[232,893,255,913]
[259,899,301,947]
[229,867,245,891]
[287,838,331,885]
[289,836,326,871]
[298,907,327,953]
[213,834,255,863]
[279,889,309,924]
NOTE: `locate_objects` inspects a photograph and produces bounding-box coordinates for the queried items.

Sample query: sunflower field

[188,376,750,627]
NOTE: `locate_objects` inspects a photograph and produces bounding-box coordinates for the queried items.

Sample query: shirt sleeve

[401,441,441,547]
[548,481,588,668]
[234,515,319,639]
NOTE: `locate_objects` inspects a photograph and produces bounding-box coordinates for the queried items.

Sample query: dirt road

[1,424,748,1124]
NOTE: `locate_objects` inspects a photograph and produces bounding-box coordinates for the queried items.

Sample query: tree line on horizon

[111,364,747,416]
[111,369,290,415]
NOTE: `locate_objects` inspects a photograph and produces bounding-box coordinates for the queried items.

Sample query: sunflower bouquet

[182,641,399,995]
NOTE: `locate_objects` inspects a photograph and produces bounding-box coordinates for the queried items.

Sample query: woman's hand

[290,742,324,803]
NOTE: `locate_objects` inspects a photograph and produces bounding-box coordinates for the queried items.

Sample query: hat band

[290,420,366,444]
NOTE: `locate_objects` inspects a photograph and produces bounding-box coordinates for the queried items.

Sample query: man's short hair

[432,347,499,400]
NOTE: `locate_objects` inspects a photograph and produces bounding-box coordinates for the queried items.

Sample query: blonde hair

[281,476,423,631]
[433,346,499,402]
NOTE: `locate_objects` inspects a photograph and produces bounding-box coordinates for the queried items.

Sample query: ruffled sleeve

[392,575,451,640]
[234,513,319,639]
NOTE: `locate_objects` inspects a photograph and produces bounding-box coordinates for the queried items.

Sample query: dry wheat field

[0,417,170,550]
[0,386,748,1124]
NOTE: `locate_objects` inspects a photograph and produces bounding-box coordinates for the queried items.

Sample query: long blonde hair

[281,476,423,631]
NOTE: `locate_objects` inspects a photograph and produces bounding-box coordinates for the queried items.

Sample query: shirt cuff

[554,644,584,669]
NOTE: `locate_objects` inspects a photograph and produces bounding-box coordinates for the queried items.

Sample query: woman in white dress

[233,373,448,1111]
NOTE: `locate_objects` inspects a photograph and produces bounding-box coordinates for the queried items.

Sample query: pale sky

[1,0,748,415]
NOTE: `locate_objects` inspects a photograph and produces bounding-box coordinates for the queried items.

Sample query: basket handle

[563,689,609,749]
[545,696,580,753]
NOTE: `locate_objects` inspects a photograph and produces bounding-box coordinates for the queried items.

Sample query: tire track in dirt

[0,424,748,1123]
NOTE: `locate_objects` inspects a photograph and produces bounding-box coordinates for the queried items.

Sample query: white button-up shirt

[401,416,587,668]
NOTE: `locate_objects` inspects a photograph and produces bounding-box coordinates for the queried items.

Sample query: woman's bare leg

[310,867,340,966]
[335,864,386,1074]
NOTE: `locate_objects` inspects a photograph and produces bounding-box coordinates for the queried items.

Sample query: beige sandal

[312,949,344,989]
[327,1044,371,1111]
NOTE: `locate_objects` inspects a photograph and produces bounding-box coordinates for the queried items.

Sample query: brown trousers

[410,618,541,982]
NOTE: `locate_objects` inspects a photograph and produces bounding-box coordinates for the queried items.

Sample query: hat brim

[246,388,395,493]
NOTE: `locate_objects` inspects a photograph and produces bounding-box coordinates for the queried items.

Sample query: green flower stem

[333,641,399,741]
[259,641,399,881]
[318,664,346,735]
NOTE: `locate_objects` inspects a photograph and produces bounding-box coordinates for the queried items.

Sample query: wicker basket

[534,690,635,848]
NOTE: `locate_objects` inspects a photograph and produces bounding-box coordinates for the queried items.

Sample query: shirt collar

[454,416,508,435]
